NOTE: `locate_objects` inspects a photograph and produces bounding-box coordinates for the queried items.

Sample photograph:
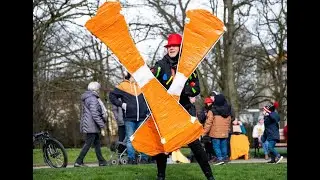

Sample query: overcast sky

[74,0,283,63]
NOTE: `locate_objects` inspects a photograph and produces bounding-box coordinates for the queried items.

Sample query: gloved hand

[121,103,127,111]
[101,129,105,136]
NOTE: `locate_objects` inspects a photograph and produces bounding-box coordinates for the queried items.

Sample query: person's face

[210,96,215,102]
[167,45,180,58]
[189,97,196,104]
[259,119,264,124]
[206,102,212,106]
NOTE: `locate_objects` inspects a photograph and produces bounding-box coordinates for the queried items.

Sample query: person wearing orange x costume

[150,33,214,180]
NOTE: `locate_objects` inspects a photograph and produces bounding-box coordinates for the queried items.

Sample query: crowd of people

[74,33,286,180]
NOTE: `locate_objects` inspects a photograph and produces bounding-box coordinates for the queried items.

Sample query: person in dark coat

[150,33,214,180]
[261,103,283,164]
[109,73,150,164]
[74,82,107,167]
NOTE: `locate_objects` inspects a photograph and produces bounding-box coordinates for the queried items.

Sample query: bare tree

[197,0,253,117]
[247,0,287,126]
[33,0,286,146]
[33,0,155,146]
[123,0,257,117]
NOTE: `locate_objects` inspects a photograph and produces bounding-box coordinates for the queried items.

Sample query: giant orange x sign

[85,1,226,156]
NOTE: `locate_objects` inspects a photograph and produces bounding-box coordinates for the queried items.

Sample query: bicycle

[33,131,68,168]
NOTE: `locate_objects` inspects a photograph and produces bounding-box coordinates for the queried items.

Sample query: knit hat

[204,97,213,104]
[263,104,275,113]
[213,94,226,106]
[210,91,219,97]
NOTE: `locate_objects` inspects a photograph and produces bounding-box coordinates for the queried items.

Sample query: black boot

[155,153,167,180]
[157,173,165,180]
[205,171,215,180]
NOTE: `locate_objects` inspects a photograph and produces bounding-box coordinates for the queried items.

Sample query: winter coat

[80,90,106,133]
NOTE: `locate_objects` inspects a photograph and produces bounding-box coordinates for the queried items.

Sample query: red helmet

[204,97,213,104]
[164,33,182,48]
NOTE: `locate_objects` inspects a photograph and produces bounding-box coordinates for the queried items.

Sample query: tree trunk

[223,0,239,117]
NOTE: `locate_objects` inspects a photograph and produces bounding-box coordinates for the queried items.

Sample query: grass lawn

[33,148,112,166]
[33,163,287,180]
[33,147,287,166]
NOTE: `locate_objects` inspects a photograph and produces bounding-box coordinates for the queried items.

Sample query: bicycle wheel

[43,138,68,168]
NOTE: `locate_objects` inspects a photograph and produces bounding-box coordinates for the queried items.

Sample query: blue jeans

[262,140,269,155]
[268,140,280,160]
[212,138,228,161]
[125,121,149,161]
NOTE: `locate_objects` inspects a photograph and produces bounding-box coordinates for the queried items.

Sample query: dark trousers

[253,138,260,157]
[118,125,126,153]
[154,139,213,178]
[203,136,215,159]
[75,133,106,164]
[204,142,216,159]
[227,133,232,157]
[118,125,126,142]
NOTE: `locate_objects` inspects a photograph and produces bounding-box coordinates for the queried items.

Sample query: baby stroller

[108,137,142,165]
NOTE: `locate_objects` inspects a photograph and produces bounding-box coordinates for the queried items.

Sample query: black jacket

[109,80,149,121]
[262,111,280,142]
[152,54,200,109]
[197,106,208,125]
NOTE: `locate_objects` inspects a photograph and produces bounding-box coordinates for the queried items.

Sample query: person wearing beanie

[198,97,213,125]
[203,93,232,165]
[210,92,235,120]
[210,93,235,158]
[209,91,219,101]
[211,94,232,120]
[261,103,283,164]
[150,33,215,180]
[200,97,216,162]
[74,81,107,167]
